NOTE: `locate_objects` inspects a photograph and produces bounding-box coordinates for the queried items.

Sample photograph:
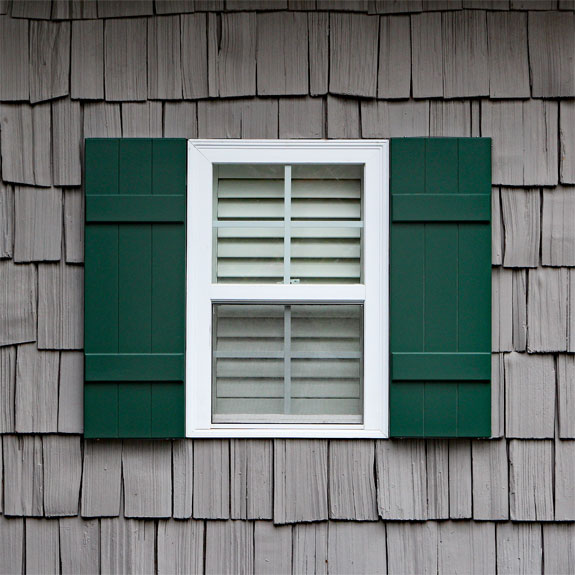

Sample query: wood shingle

[386,522,438,575]
[278,97,324,139]
[542,186,575,266]
[378,15,411,98]
[0,16,29,101]
[558,355,575,438]
[181,13,209,100]
[205,521,254,575]
[411,12,443,98]
[58,351,84,434]
[172,440,193,519]
[157,520,205,575]
[71,20,104,100]
[326,96,360,139]
[148,15,183,100]
[25,518,60,574]
[52,98,82,186]
[0,516,24,574]
[0,183,14,259]
[555,439,575,520]
[496,523,543,575]
[448,439,472,519]
[361,100,429,137]
[193,439,230,519]
[426,440,449,519]
[472,439,509,520]
[59,518,100,575]
[560,101,575,184]
[254,522,293,575]
[0,347,16,433]
[492,267,513,352]
[438,522,496,574]
[164,101,198,138]
[308,12,328,96]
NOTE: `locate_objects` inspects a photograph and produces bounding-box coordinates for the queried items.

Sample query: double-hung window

[187,141,389,438]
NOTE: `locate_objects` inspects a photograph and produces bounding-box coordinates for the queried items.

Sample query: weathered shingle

[0,516,24,574]
[257,12,308,96]
[228,0,288,8]
[198,100,241,138]
[121,102,163,137]
[278,98,324,139]
[496,523,542,575]
[164,102,198,138]
[361,100,429,138]
[52,0,99,19]
[543,524,575,575]
[71,20,104,100]
[15,344,59,433]
[448,440,472,519]
[123,440,172,518]
[492,267,513,352]
[83,102,122,138]
[181,13,209,100]
[308,12,328,96]
[293,523,327,575]
[555,439,575,520]
[14,186,62,263]
[81,440,122,518]
[43,435,82,517]
[509,439,554,521]
[542,186,575,266]
[570,268,575,353]
[3,435,44,517]
[386,522,438,575]
[511,0,556,7]
[528,268,569,352]
[411,12,443,98]
[376,440,427,520]
[529,11,575,97]
[64,189,84,264]
[0,17,29,101]
[429,101,471,137]
[97,0,153,17]
[193,439,230,519]
[148,15,183,100]
[274,439,328,524]
[100,518,155,574]
[230,439,273,520]
[487,12,529,98]
[52,98,82,186]
[0,347,15,433]
[327,96,360,139]
[327,522,387,575]
[29,21,70,104]
[372,0,424,12]
[561,101,575,184]
[205,521,254,575]
[26,518,60,575]
[12,0,52,19]
[318,0,368,8]
[157,519,205,575]
[254,522,292,575]
[438,522,496,574]
[501,188,540,268]
[0,183,14,258]
[423,0,463,8]
[472,439,509,520]
[523,100,558,187]
[558,355,575,438]
[329,13,378,97]
[58,351,83,433]
[59,518,100,575]
[172,440,193,519]
[378,15,411,98]
[505,352,555,438]
[512,270,528,352]
[241,99,279,139]
[0,103,51,187]
[0,260,36,347]
[426,440,449,519]
[155,0,195,14]
[38,262,84,350]
[492,354,505,438]
[208,12,256,98]
[442,10,489,98]
[104,18,147,101]
[329,440,377,521]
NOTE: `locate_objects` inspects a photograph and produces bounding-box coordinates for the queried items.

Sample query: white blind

[213,304,363,423]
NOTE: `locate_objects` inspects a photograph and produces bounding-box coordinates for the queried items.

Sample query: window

[187,141,389,438]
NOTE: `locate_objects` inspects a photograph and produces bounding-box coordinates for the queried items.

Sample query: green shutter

[390,138,491,438]
[84,138,187,438]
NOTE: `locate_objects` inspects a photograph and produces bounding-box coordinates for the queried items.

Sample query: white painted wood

[81,440,122,518]
[157,519,204,575]
[0,260,36,347]
[448,439,472,519]
[543,524,575,574]
[361,100,430,138]
[254,522,292,575]
[0,346,15,433]
[528,268,569,353]
[491,354,505,438]
[376,440,427,520]
[492,267,513,352]
[52,98,82,186]
[513,270,527,352]
[555,439,575,520]
[411,12,443,98]
[3,435,44,517]
[148,15,182,100]
[241,99,279,139]
[193,439,230,518]
[501,188,540,268]
[327,522,387,575]
[509,439,554,521]
[29,21,70,103]
[327,96,360,139]
[15,344,59,433]
[0,516,23,574]
[308,12,328,96]
[198,100,242,138]
[64,190,84,264]
[329,440,378,520]
[329,13,378,97]
[505,352,555,438]
[492,188,503,265]
[43,435,82,517]
[542,186,575,266]
[26,518,59,575]
[122,440,172,518]
[292,523,327,575]
[181,14,209,99]
[83,102,122,138]
[0,17,29,101]
[279,98,324,139]
[0,182,14,259]
[558,355,575,438]
[426,439,449,519]
[438,521,496,575]
[71,20,104,100]
[496,523,542,575]
[59,517,100,575]
[274,439,328,523]
[205,521,254,575]
[429,101,471,137]
[560,101,575,184]
[104,18,147,101]
[230,439,273,520]
[378,15,411,98]
[257,12,308,96]
[472,439,509,520]
[386,522,438,575]
[172,440,193,519]
[487,12,529,98]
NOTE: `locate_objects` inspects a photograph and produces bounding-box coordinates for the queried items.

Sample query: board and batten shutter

[390,138,492,437]
[84,138,187,438]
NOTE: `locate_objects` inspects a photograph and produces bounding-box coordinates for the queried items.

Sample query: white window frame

[187,140,389,438]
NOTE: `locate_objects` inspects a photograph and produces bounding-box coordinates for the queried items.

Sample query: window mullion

[284,165,292,285]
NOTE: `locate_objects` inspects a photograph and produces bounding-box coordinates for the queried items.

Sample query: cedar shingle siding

[0,0,574,571]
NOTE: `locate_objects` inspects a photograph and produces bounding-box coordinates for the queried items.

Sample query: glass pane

[212,304,363,423]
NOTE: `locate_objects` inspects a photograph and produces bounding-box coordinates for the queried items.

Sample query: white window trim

[186,140,389,438]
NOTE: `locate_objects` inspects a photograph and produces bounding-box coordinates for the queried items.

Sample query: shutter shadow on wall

[390,138,492,438]
[84,139,186,438]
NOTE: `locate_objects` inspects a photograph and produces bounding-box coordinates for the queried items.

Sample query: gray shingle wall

[0,1,574,572]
